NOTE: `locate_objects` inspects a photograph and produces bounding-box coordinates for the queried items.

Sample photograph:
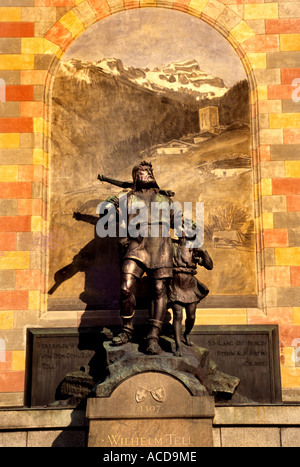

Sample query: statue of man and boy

[74,160,213,356]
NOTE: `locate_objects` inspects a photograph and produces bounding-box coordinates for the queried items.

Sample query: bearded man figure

[108,161,176,355]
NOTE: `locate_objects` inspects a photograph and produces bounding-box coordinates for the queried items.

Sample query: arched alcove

[41,3,262,317]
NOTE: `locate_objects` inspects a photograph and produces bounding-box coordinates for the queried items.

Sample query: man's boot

[145,319,163,355]
[112,290,135,346]
[112,324,133,346]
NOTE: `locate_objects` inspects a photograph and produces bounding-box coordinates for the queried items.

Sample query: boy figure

[169,225,213,356]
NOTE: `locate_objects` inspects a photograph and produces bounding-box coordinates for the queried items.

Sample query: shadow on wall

[47,214,150,312]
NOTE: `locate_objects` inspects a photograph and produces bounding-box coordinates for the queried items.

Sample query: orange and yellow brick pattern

[0,0,299,405]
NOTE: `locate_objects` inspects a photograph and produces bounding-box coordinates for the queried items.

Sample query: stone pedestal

[86,342,219,447]
[86,371,215,447]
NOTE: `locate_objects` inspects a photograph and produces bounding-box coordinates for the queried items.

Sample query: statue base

[86,372,215,448]
[86,341,217,447]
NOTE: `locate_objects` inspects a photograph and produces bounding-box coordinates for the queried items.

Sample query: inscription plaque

[87,372,215,447]
[25,325,281,407]
[25,328,107,407]
[190,325,281,403]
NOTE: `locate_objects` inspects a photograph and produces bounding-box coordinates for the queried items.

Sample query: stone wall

[0,405,299,447]
[0,0,299,406]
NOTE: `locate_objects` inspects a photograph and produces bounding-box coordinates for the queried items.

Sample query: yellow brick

[0,134,20,149]
[188,0,209,15]
[262,212,273,229]
[257,85,268,101]
[33,148,49,168]
[29,291,40,311]
[31,216,43,232]
[293,307,300,325]
[33,118,50,137]
[0,252,30,270]
[0,7,21,22]
[285,161,300,178]
[195,308,247,325]
[249,88,258,106]
[270,113,300,129]
[281,367,300,389]
[230,21,255,44]
[261,178,272,196]
[59,10,85,38]
[281,34,300,52]
[0,165,18,182]
[275,247,300,266]
[12,350,25,371]
[0,55,34,70]
[282,347,295,368]
[246,53,266,69]
[140,0,156,6]
[244,4,278,20]
[203,0,226,20]
[21,38,60,56]
[0,311,13,330]
[0,134,19,149]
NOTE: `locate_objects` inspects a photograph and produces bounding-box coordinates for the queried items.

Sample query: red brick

[17,199,42,216]
[264,228,289,247]
[15,270,42,291]
[0,23,34,38]
[45,21,73,49]
[18,165,34,182]
[0,118,33,133]
[268,84,294,100]
[265,266,290,287]
[287,195,300,212]
[279,325,300,346]
[0,291,28,310]
[284,129,300,145]
[0,232,16,250]
[88,0,110,19]
[35,0,74,5]
[0,182,31,199]
[243,35,279,53]
[272,178,300,195]
[281,68,300,85]
[0,371,25,392]
[266,19,300,34]
[20,102,45,118]
[291,266,300,287]
[18,165,46,184]
[0,216,31,232]
[6,85,34,102]
[260,145,271,161]
[0,352,12,371]
[123,0,139,9]
[248,307,293,325]
[233,0,264,3]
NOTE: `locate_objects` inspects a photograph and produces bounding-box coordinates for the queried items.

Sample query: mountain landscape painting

[48,8,256,312]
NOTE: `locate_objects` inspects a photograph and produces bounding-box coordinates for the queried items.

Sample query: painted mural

[48,8,256,312]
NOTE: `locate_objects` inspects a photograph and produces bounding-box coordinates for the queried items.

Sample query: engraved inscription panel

[26,329,101,406]
[89,419,213,447]
[87,372,214,447]
[190,326,281,403]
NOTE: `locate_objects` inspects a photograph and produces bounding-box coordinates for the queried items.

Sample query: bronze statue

[74,161,213,357]
[112,161,177,355]
[74,161,177,355]
[169,225,213,356]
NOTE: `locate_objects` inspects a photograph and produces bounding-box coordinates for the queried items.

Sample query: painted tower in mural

[199,106,219,132]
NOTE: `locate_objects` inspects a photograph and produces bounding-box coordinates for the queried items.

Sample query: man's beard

[136,178,157,189]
